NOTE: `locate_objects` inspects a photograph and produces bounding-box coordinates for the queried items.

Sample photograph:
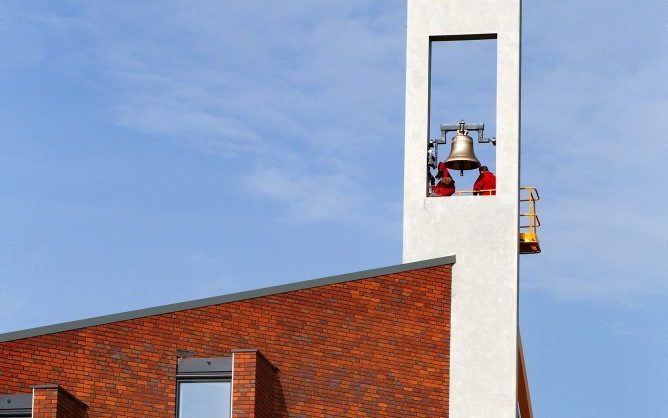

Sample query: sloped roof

[0,255,455,342]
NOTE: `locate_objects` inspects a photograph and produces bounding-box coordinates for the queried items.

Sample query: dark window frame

[175,357,232,418]
[426,34,499,198]
[0,393,32,418]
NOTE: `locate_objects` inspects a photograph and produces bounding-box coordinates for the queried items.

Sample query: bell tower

[403,1,522,417]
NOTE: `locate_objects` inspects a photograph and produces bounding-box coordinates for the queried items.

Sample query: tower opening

[428,38,497,197]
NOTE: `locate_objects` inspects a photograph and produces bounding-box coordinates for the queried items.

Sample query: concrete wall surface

[403,1,521,417]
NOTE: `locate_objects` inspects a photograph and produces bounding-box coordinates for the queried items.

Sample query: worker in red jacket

[432,162,455,196]
[473,165,496,195]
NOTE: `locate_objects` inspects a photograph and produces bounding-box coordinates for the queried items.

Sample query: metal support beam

[517,333,534,418]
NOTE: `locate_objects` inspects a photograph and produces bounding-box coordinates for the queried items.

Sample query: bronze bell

[444,130,481,174]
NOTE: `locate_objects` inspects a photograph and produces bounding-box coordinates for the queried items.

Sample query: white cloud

[69,1,405,157]
[0,4,46,70]
[61,1,407,229]
[5,0,664,305]
[520,0,667,303]
[0,1,405,228]
[245,166,364,222]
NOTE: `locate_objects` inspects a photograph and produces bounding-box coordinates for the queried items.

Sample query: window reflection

[178,381,231,418]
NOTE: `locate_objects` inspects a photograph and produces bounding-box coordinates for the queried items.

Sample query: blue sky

[1,1,666,416]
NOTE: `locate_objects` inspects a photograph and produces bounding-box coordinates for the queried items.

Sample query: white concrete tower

[403,1,522,417]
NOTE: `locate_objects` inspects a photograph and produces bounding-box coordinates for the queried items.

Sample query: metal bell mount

[434,120,496,175]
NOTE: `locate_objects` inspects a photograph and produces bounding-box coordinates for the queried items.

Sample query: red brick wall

[231,351,258,417]
[32,385,88,418]
[232,350,276,418]
[0,264,452,417]
[231,349,276,418]
[33,387,58,418]
[253,351,276,418]
[57,386,89,418]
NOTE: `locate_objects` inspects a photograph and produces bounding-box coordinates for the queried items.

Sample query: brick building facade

[0,257,454,417]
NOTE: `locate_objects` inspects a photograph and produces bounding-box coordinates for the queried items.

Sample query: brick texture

[33,387,58,418]
[253,351,276,418]
[232,351,258,417]
[0,264,452,417]
[32,385,88,418]
[231,350,276,418]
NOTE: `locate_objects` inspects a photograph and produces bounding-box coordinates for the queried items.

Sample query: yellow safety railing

[519,186,541,254]
[452,189,496,196]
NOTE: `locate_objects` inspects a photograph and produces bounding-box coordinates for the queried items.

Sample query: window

[177,381,231,418]
[176,357,232,418]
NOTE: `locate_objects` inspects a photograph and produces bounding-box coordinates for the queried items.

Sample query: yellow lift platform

[519,187,541,254]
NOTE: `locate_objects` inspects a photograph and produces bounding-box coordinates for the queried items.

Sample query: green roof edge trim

[0,255,455,342]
